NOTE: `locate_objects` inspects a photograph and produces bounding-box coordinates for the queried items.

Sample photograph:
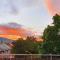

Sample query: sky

[0,0,53,35]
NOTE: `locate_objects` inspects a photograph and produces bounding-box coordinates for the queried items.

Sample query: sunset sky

[0,0,58,34]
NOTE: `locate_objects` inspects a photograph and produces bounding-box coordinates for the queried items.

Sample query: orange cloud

[0,23,41,41]
[0,25,32,40]
[0,34,20,40]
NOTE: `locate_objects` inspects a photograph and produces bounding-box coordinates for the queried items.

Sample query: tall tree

[42,14,60,54]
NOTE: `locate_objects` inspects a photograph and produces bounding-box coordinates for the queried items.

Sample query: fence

[0,54,60,60]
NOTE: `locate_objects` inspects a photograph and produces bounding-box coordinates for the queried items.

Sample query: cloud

[52,0,60,13]
[12,0,40,7]
[0,0,47,34]
[46,0,60,15]
[9,0,40,15]
[0,0,40,15]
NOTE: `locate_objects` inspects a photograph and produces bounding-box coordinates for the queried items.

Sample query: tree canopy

[11,37,39,54]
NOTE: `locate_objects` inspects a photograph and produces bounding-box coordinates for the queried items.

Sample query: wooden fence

[0,54,60,60]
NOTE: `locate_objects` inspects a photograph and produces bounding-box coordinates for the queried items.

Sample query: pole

[50,54,52,60]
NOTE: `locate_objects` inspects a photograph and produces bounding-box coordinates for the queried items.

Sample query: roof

[0,43,11,51]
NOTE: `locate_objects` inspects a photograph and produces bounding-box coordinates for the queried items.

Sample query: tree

[42,14,60,54]
[11,37,39,54]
